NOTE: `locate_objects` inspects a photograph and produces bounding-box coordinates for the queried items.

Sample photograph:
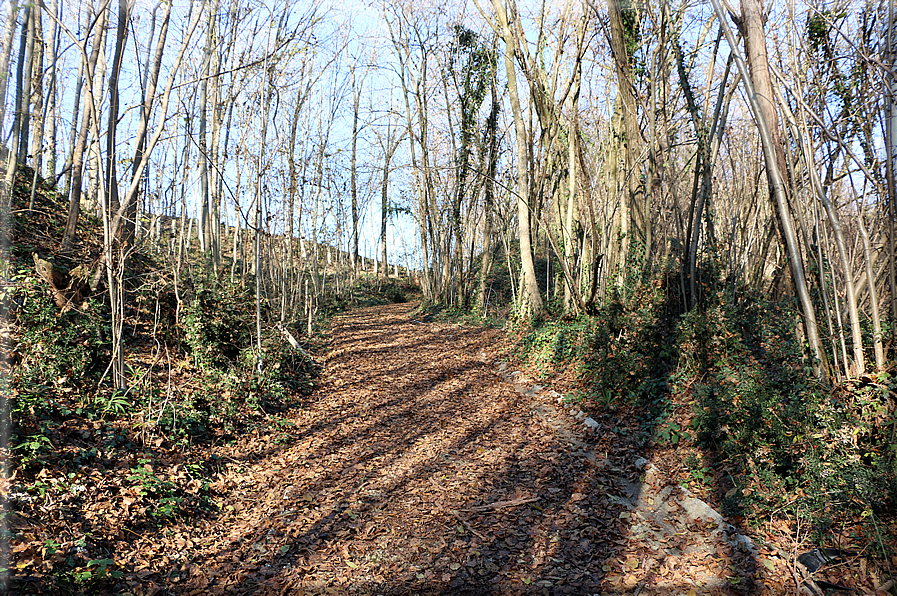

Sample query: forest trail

[131,302,768,595]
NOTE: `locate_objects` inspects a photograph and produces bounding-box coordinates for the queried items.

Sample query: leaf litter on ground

[7,302,894,595]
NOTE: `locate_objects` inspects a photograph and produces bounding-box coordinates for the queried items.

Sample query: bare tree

[349,62,368,273]
[712,0,829,380]
[374,114,406,278]
[486,0,543,318]
[60,3,108,251]
[2,2,33,211]
[0,0,20,139]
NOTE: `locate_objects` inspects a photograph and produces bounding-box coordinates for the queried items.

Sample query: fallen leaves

[8,302,893,595]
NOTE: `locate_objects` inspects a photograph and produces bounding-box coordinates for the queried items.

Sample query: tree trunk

[209,22,222,272]
[375,117,404,280]
[61,5,108,250]
[492,0,542,318]
[16,5,35,166]
[62,9,87,197]
[380,161,389,278]
[95,0,129,391]
[563,51,582,314]
[0,0,20,141]
[109,0,203,244]
[29,11,54,209]
[255,39,276,373]
[477,75,500,314]
[123,0,159,247]
[608,0,646,285]
[887,2,897,344]
[45,0,59,179]
[28,8,43,175]
[197,4,214,256]
[288,94,302,280]
[790,91,864,375]
[105,0,128,228]
[15,4,34,166]
[389,18,434,298]
[0,1,21,211]
[856,198,885,370]
[713,0,829,381]
[350,66,361,273]
[1,1,25,205]
[127,6,162,243]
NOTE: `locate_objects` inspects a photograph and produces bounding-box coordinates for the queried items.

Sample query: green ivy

[9,270,109,417]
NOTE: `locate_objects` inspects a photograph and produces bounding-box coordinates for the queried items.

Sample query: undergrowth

[411,301,505,328]
[511,266,897,556]
[2,168,325,592]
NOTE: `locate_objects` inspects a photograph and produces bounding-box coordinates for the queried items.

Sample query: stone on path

[497,361,759,578]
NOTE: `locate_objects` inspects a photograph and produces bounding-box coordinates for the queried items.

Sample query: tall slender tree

[60,4,108,250]
[712,0,829,380]
[487,0,542,318]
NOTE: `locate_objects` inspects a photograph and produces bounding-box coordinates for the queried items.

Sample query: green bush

[517,262,896,540]
[385,286,407,303]
[515,318,595,379]
[579,280,675,412]
[182,280,253,373]
[127,457,183,519]
[177,276,315,437]
[333,275,420,311]
[9,270,109,417]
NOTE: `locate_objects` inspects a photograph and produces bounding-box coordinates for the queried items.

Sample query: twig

[430,477,540,514]
[633,558,655,596]
[275,321,312,359]
[427,478,488,540]
[450,509,487,541]
[462,496,539,513]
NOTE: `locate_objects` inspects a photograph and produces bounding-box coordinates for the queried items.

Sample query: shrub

[182,280,253,373]
[177,275,315,436]
[8,269,109,417]
[517,261,896,541]
[515,318,595,379]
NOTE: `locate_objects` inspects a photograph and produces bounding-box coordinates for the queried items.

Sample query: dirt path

[130,303,767,595]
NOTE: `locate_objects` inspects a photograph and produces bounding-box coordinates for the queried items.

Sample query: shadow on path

[114,302,760,595]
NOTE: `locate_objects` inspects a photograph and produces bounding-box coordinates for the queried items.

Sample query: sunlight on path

[151,303,762,595]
